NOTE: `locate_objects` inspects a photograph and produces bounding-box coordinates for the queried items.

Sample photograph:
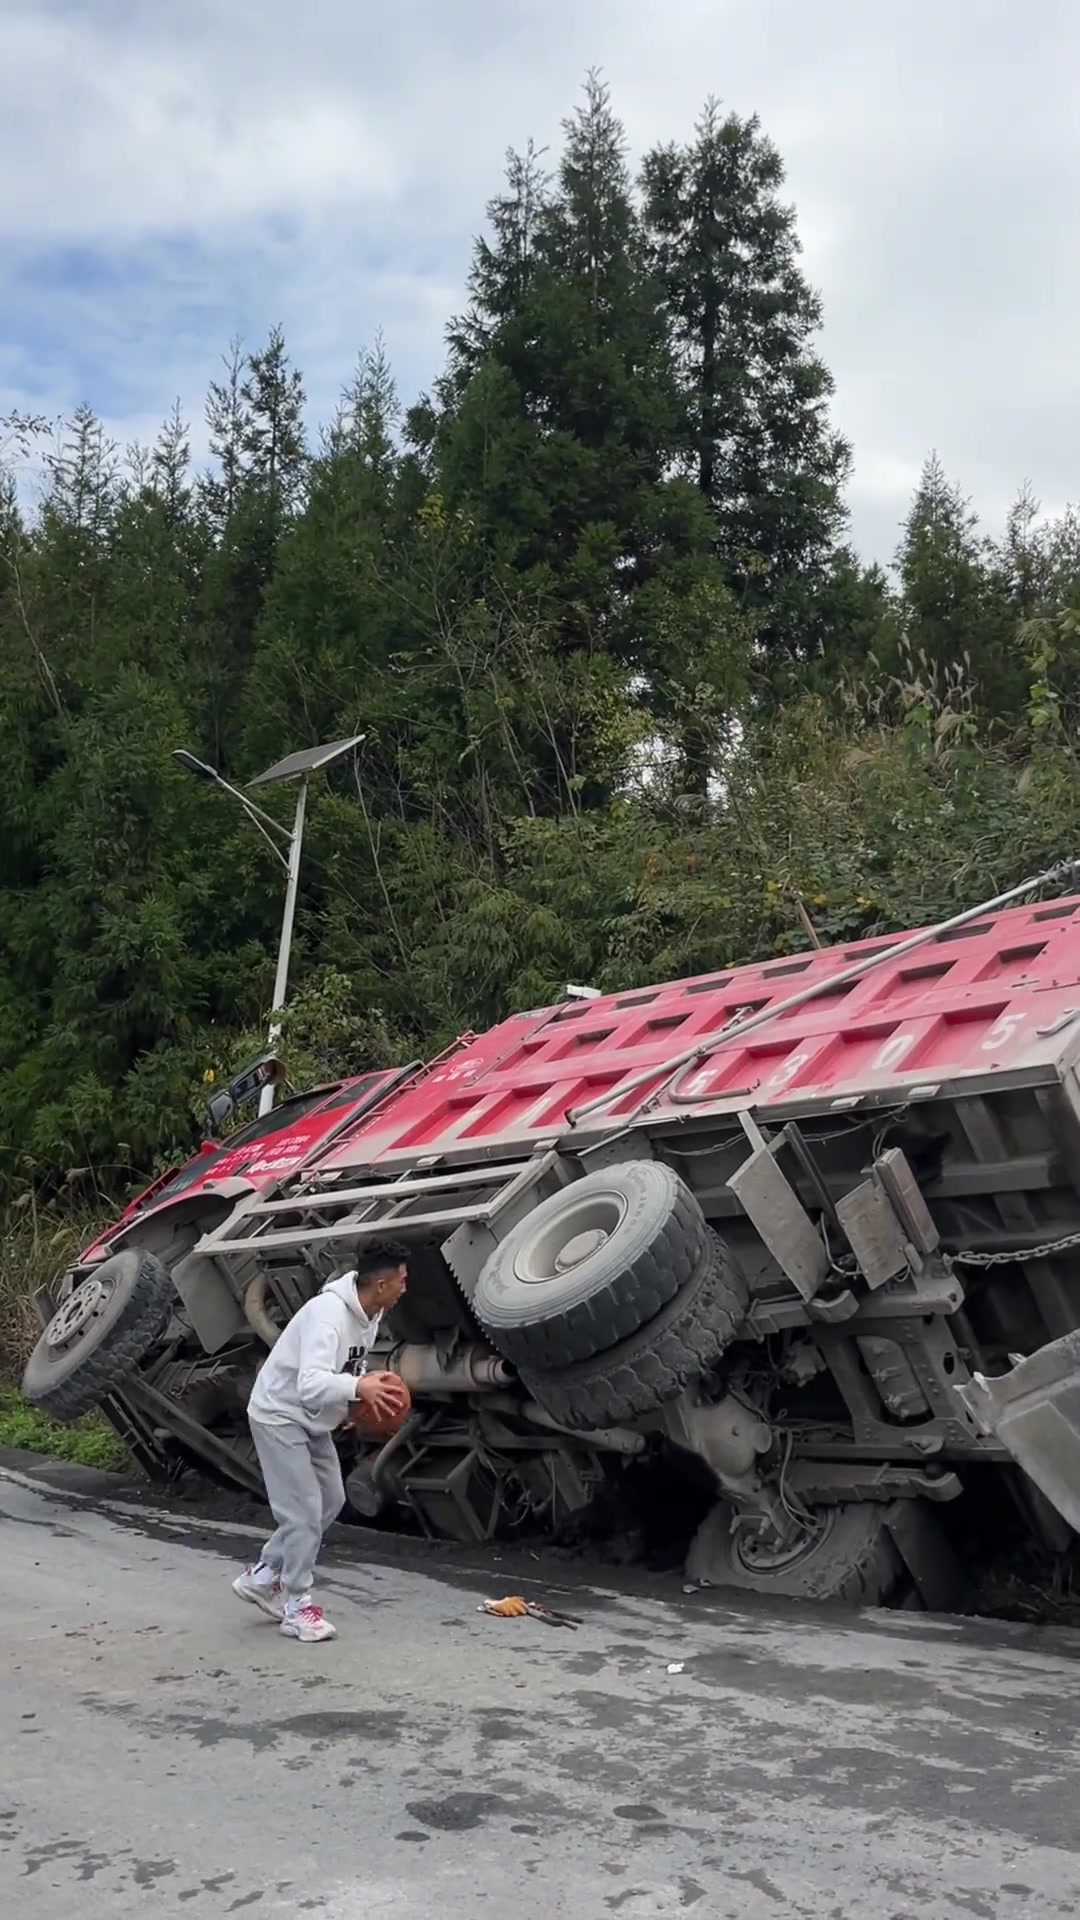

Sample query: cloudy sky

[2,0,1075,561]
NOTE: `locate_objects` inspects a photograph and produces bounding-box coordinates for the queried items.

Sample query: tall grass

[0,1202,131,1472]
[0,1202,99,1378]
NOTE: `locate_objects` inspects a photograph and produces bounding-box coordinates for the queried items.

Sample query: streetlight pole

[172,734,364,1118]
[260,776,307,1114]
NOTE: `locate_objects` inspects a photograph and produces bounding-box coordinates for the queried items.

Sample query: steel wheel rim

[45,1273,115,1351]
[512,1191,629,1286]
[733,1510,833,1576]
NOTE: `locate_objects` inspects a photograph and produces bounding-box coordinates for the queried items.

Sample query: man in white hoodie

[232,1238,409,1643]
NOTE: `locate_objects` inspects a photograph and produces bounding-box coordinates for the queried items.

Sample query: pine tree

[428,77,753,800]
[105,410,208,685]
[199,329,307,770]
[152,401,192,525]
[244,341,408,767]
[43,403,118,544]
[14,407,121,712]
[345,335,400,482]
[642,101,851,660]
[445,142,551,392]
[203,339,250,531]
[894,453,1019,715]
[241,323,307,520]
[435,76,694,624]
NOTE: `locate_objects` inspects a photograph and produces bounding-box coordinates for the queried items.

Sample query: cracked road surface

[1,1456,1079,1919]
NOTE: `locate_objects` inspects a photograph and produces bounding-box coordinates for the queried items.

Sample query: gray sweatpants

[250,1419,346,1598]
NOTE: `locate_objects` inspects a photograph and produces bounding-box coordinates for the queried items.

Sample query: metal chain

[953,1228,1080,1268]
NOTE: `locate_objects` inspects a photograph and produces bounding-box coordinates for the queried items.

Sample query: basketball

[345,1371,412,1441]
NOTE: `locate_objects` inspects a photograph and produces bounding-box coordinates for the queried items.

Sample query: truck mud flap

[957,1332,1080,1537]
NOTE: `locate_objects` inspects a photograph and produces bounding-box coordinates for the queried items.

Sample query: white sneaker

[280,1597,337,1643]
[232,1563,285,1620]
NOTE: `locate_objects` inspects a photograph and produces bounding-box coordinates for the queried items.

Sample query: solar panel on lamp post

[172,735,365,1115]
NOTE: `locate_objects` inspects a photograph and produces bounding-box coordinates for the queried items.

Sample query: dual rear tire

[472,1161,748,1428]
[472,1160,909,1606]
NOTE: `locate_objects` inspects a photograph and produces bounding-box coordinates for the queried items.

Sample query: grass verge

[1,1205,133,1473]
[0,1389,131,1472]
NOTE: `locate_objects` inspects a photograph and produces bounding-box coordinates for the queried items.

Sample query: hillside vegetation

[4,79,1080,1378]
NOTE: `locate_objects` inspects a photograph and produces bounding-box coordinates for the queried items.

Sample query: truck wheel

[686,1500,903,1606]
[520,1231,747,1428]
[21,1249,174,1423]
[473,1161,710,1369]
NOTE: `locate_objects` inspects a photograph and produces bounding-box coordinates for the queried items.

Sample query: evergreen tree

[345,334,400,482]
[241,323,307,520]
[428,76,746,799]
[435,75,700,632]
[445,142,551,391]
[104,410,209,689]
[152,401,193,524]
[200,329,307,770]
[994,489,1080,732]
[642,101,851,660]
[203,339,250,532]
[243,339,409,769]
[892,454,1020,717]
[31,407,119,703]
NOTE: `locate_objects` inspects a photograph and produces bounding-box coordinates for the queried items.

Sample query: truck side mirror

[206,1054,285,1132]
[207,1088,236,1131]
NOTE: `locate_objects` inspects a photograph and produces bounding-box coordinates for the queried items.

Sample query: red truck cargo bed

[308,896,1080,1173]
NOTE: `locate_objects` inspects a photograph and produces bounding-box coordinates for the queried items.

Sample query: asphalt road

[2,1455,1080,1920]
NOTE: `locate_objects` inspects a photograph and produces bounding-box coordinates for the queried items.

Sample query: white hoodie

[248,1274,382,1432]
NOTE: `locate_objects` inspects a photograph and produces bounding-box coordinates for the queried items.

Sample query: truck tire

[686,1499,904,1606]
[520,1231,747,1429]
[473,1161,710,1370]
[21,1248,174,1423]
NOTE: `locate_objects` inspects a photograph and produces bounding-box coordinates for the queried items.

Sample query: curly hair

[352,1238,408,1283]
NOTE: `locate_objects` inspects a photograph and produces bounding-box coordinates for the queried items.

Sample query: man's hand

[353,1371,409,1422]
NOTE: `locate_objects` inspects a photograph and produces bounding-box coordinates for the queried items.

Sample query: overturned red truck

[22,866,1080,1607]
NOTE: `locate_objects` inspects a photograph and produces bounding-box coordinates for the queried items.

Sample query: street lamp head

[172,749,217,781]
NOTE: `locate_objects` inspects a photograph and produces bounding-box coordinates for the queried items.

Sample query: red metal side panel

[311,897,1080,1170]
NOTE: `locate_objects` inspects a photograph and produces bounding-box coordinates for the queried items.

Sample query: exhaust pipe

[384,1342,515,1394]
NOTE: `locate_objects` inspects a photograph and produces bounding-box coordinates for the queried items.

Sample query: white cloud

[3,0,1080,561]
[1,11,396,237]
